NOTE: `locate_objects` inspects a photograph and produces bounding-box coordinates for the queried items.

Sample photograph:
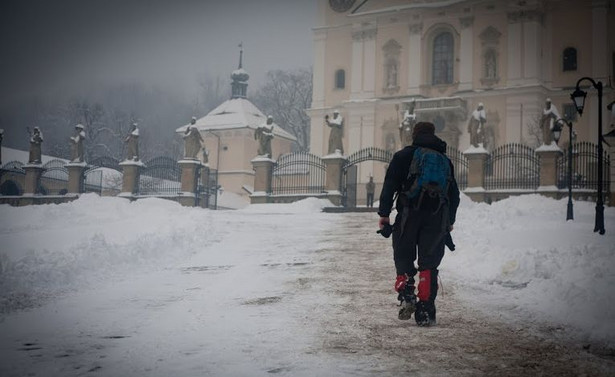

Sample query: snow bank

[0,194,227,311]
[239,197,333,214]
[443,193,615,344]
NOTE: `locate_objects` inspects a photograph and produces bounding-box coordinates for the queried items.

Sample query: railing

[556,141,611,193]
[272,152,326,195]
[0,161,26,195]
[484,143,539,190]
[446,146,468,190]
[139,156,181,196]
[343,147,393,169]
[41,159,69,194]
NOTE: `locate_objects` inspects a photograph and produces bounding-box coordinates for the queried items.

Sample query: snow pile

[443,194,615,343]
[240,197,333,214]
[0,194,227,310]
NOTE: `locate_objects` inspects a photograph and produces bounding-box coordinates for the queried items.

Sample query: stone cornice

[352,28,377,41]
[507,10,544,24]
[459,16,474,29]
[408,22,423,35]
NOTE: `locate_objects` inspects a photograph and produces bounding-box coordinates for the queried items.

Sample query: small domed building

[176,49,296,200]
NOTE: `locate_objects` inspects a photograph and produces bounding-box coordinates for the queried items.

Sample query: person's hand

[379,217,390,230]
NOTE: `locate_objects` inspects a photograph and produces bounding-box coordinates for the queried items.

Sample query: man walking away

[377,122,460,326]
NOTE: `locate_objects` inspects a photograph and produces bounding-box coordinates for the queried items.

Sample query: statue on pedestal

[399,100,416,146]
[255,116,275,158]
[28,127,43,164]
[183,117,204,160]
[124,123,140,161]
[325,110,344,155]
[540,98,561,145]
[69,124,86,162]
[467,103,486,148]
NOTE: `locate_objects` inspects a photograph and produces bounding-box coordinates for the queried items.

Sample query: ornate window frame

[424,24,459,88]
[335,69,346,89]
[382,39,401,94]
[562,47,577,72]
[479,26,501,87]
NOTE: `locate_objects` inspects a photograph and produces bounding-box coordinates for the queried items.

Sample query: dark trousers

[391,205,446,290]
[366,193,374,207]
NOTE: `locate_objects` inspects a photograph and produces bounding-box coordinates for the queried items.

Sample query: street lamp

[570,77,605,235]
[554,118,574,221]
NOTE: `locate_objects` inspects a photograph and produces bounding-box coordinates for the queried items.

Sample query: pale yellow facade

[309,0,615,189]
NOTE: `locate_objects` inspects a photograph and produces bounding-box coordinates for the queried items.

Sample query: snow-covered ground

[0,194,613,376]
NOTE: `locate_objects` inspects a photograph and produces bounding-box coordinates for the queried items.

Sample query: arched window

[335,69,345,89]
[432,32,454,85]
[563,47,577,71]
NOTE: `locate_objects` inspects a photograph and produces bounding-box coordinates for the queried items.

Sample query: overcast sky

[0,0,316,106]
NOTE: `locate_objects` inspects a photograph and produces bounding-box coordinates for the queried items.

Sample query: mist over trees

[252,68,312,151]
[0,67,312,161]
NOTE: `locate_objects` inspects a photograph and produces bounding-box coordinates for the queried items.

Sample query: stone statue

[541,98,561,145]
[399,100,416,146]
[28,127,43,164]
[467,103,486,148]
[124,122,140,161]
[325,110,344,155]
[183,117,204,159]
[254,116,275,158]
[69,124,86,162]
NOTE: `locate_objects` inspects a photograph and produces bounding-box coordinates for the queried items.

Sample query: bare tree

[525,114,543,148]
[252,68,312,151]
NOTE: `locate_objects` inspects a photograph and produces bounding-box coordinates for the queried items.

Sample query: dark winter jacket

[377,133,460,225]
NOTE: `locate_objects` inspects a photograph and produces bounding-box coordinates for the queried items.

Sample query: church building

[308,0,614,186]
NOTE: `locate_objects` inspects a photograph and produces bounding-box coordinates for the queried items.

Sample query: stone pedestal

[250,157,275,204]
[24,164,43,195]
[119,160,144,197]
[536,145,563,190]
[463,148,489,202]
[67,162,87,194]
[322,152,347,206]
[178,159,203,207]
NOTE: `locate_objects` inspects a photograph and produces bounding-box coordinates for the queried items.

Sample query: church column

[591,0,608,81]
[458,17,474,92]
[407,23,423,95]
[506,12,523,86]
[350,27,377,100]
[309,28,328,155]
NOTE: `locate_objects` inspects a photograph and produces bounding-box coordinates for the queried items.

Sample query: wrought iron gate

[556,141,611,192]
[272,152,326,195]
[342,147,393,207]
[139,156,181,196]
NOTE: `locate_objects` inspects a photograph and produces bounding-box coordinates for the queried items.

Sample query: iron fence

[0,161,26,195]
[484,143,539,190]
[342,147,393,207]
[139,156,181,196]
[41,159,68,194]
[446,146,468,190]
[197,167,218,209]
[556,141,611,193]
[272,152,326,195]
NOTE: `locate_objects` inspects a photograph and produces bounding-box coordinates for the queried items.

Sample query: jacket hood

[412,133,447,153]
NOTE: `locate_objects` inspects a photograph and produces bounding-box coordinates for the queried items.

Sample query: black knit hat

[412,122,435,139]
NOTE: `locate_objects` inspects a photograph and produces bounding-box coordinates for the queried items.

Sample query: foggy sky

[0,0,316,106]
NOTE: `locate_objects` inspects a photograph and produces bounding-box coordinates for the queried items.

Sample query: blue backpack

[404,147,452,205]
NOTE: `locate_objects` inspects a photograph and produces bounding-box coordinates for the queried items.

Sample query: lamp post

[554,118,574,220]
[570,77,605,235]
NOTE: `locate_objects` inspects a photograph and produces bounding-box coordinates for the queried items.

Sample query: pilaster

[24,164,43,195]
[66,162,87,194]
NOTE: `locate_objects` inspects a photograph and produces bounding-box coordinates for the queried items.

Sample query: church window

[563,47,577,71]
[382,39,401,93]
[335,69,345,89]
[432,32,454,85]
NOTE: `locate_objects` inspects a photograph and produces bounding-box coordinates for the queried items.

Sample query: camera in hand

[377,223,393,238]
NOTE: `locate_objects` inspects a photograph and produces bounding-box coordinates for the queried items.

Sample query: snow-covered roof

[1,146,68,165]
[175,98,297,142]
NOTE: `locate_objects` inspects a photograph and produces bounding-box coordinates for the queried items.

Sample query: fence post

[24,164,43,195]
[322,152,346,206]
[535,145,563,198]
[67,162,87,194]
[463,149,489,202]
[178,159,203,207]
[119,160,144,198]
[251,156,274,204]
